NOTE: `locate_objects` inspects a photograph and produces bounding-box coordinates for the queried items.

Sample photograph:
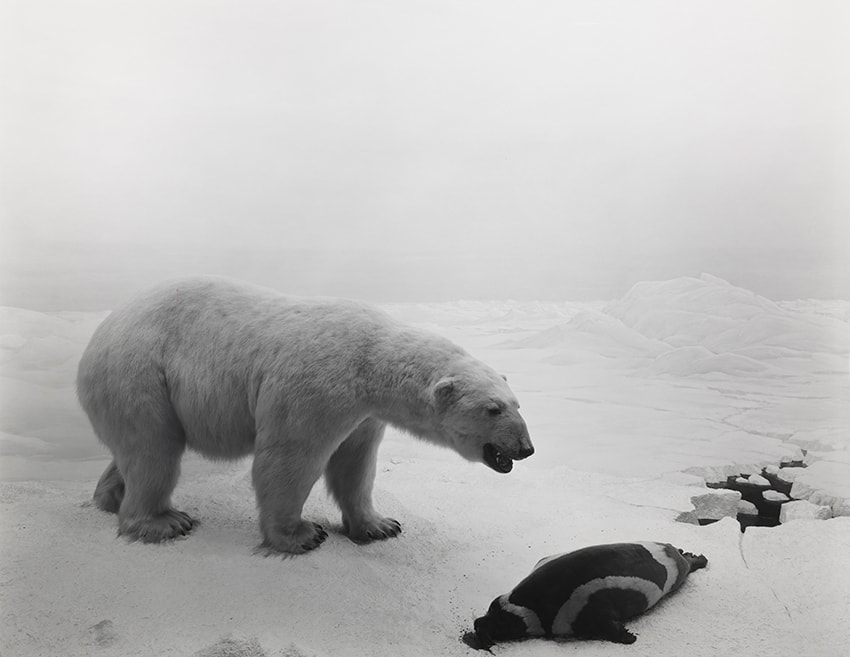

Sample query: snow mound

[704,312,848,355]
[505,310,670,358]
[608,274,780,322]
[500,275,848,377]
[779,500,832,523]
[0,308,107,388]
[0,308,107,469]
[791,450,850,516]
[0,307,107,342]
[605,275,849,377]
[644,346,777,376]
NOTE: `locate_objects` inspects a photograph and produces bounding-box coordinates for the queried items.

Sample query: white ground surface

[2,274,849,657]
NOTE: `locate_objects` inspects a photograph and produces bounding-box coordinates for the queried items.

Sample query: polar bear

[77,276,533,554]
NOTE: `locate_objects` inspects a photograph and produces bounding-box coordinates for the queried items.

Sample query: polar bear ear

[433,376,458,407]
[500,374,508,382]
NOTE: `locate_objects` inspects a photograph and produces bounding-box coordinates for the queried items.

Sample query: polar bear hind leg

[93,460,125,513]
[112,423,198,542]
[88,413,198,542]
[325,417,402,543]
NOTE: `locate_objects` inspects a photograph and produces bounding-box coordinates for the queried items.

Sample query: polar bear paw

[343,515,402,544]
[259,520,328,555]
[119,508,199,543]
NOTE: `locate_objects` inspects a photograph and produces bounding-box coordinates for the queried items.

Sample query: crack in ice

[739,532,793,622]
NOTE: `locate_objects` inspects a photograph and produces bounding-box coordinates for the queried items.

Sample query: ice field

[1,274,848,656]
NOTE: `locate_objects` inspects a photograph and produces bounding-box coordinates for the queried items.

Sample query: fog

[2,5,850,654]
[2,0,848,309]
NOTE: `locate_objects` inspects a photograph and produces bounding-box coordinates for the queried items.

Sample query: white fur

[77,276,532,554]
[550,576,663,635]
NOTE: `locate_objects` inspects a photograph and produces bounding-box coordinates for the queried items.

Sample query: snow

[780,500,832,523]
[738,500,759,516]
[1,275,849,656]
[688,490,742,521]
[775,467,807,485]
[748,474,771,487]
[763,490,790,503]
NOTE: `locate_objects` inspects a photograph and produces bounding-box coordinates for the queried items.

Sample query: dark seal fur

[468,542,707,648]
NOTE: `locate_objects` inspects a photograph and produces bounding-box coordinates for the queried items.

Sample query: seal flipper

[573,617,637,644]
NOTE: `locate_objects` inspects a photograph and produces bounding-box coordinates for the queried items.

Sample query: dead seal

[464,541,707,649]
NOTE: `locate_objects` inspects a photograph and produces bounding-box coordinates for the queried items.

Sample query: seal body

[470,542,707,647]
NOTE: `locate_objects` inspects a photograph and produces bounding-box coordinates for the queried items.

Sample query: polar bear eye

[487,405,502,416]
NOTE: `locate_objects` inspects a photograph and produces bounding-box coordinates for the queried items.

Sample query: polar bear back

[77,276,468,458]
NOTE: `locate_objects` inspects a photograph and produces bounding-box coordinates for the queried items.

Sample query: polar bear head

[431,364,533,473]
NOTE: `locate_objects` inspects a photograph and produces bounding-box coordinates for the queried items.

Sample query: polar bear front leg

[325,418,402,543]
[252,434,328,555]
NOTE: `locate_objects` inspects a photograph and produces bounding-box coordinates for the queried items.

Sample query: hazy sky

[1,0,848,306]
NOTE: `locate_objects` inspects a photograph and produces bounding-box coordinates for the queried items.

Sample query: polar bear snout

[482,420,534,473]
[511,418,535,460]
[482,442,534,473]
[517,444,535,459]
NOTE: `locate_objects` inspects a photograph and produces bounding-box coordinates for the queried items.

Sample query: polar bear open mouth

[483,443,514,473]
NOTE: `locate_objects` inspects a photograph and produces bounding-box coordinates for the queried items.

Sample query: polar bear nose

[517,445,534,460]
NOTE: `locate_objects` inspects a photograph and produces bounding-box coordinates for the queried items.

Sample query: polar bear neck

[362,325,468,445]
